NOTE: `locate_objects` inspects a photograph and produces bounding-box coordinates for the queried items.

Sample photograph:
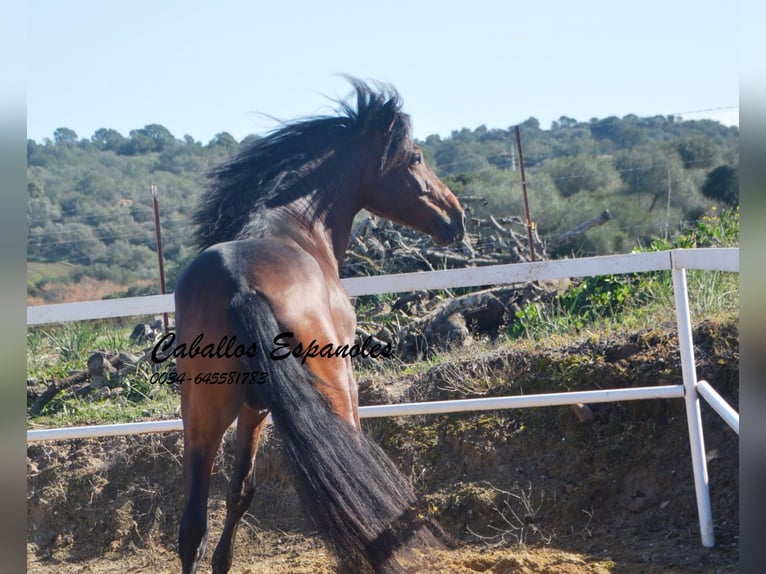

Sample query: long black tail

[228,290,439,573]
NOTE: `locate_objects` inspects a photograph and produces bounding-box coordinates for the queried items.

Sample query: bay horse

[173,79,465,574]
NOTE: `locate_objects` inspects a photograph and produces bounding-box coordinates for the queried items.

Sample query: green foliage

[510,272,656,339]
[675,135,719,169]
[560,274,642,323]
[27,115,738,301]
[642,206,739,250]
[27,125,234,294]
[53,127,78,146]
[701,165,738,206]
[510,208,739,340]
[543,155,620,198]
[42,322,99,363]
[589,115,646,148]
[91,128,127,152]
[420,115,736,259]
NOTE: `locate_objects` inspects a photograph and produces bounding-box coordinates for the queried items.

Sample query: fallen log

[29,353,126,416]
[395,284,547,360]
[29,373,90,416]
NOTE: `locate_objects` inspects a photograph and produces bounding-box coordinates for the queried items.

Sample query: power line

[672,105,739,119]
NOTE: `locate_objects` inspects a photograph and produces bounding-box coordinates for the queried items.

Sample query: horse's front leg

[212,405,269,574]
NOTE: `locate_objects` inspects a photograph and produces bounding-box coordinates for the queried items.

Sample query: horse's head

[358,91,465,246]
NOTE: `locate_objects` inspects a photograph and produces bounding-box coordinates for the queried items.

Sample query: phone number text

[149,371,268,385]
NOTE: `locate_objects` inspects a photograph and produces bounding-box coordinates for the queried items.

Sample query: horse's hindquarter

[174,246,250,426]
[175,239,360,426]
[233,238,361,426]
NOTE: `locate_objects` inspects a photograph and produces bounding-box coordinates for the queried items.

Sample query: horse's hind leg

[212,405,269,574]
[179,426,224,574]
[178,380,242,574]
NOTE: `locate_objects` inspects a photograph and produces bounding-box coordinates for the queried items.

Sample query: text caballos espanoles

[151,332,394,365]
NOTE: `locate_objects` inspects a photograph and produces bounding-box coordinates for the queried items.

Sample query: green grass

[508,207,739,341]
[27,261,76,285]
[28,391,179,429]
[27,319,139,377]
[27,317,179,427]
[508,270,738,342]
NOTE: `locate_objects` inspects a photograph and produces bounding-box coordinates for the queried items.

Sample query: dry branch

[29,353,129,416]
[549,209,613,249]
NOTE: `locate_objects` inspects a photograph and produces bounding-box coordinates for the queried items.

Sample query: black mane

[193,79,412,251]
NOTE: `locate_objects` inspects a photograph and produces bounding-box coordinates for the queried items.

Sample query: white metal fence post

[671,256,715,547]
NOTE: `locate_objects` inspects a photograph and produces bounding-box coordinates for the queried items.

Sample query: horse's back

[179,238,346,329]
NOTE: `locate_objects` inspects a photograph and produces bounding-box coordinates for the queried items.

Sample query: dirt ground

[27,320,739,573]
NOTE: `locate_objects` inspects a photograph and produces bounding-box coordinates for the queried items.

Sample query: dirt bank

[27,320,739,573]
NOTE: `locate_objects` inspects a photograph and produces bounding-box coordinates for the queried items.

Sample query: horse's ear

[379,99,398,134]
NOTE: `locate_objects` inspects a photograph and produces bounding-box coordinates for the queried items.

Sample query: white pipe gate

[26,248,740,548]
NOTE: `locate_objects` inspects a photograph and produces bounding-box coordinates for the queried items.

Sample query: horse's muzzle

[432,212,466,246]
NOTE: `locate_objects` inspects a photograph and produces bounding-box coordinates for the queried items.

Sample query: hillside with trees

[26,115,738,303]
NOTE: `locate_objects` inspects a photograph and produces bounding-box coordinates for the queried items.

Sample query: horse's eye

[411,153,422,166]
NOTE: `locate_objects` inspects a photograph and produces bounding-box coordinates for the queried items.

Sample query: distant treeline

[27,114,738,299]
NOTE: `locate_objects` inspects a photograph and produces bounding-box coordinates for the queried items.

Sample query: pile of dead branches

[342,209,612,361]
[342,214,546,279]
[342,214,555,361]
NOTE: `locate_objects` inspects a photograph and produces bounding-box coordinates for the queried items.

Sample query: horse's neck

[275,172,362,272]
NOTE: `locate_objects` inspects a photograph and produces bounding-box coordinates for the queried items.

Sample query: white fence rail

[26,248,739,549]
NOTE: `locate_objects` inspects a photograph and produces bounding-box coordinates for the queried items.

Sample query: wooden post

[151,184,169,334]
[514,126,536,261]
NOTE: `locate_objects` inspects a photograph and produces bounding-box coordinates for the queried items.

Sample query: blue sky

[27,1,739,144]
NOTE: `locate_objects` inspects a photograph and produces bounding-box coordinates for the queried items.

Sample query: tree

[24,112,740,301]
[432,139,490,174]
[614,146,692,213]
[122,130,156,155]
[130,203,155,224]
[142,124,177,151]
[675,136,718,169]
[27,197,61,229]
[520,117,540,131]
[92,128,127,152]
[552,116,578,130]
[121,124,176,155]
[53,127,78,146]
[701,165,738,206]
[424,134,441,146]
[75,171,117,202]
[590,117,644,148]
[545,155,620,198]
[207,132,238,151]
[27,139,52,167]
